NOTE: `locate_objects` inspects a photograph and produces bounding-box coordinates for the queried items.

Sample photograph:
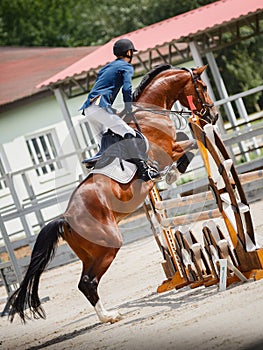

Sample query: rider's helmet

[113,38,137,58]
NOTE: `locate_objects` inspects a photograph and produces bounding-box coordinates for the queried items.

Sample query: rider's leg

[83,106,161,180]
[83,105,132,165]
[83,105,108,144]
[123,133,161,182]
[82,130,121,165]
[84,105,136,142]
[82,105,136,165]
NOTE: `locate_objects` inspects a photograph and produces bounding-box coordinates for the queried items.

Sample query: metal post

[0,144,33,237]
[0,213,22,283]
[54,87,83,163]
[205,51,249,161]
[235,98,260,156]
[189,41,225,134]
[5,173,33,238]
[189,41,216,102]
[205,51,238,127]
[21,172,45,228]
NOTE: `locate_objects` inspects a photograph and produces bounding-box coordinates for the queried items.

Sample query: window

[26,132,62,176]
[0,158,7,190]
[79,121,98,157]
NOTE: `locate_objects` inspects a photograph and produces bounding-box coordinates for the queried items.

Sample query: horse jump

[146,114,263,293]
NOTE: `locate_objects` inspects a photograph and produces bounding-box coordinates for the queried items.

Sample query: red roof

[37,0,263,89]
[0,46,98,106]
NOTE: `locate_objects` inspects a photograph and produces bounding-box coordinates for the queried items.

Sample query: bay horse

[7,65,218,323]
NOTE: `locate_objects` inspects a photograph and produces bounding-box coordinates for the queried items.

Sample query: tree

[0,0,84,46]
[0,0,217,47]
[1,0,261,114]
[216,34,263,113]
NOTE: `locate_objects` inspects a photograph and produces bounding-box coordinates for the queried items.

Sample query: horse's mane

[133,64,172,101]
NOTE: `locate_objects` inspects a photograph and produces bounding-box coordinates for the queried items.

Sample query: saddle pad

[90,158,137,183]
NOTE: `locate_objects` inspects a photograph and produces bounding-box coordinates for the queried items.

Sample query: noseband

[183,67,214,119]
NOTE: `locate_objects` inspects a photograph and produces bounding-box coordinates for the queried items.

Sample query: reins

[121,106,191,132]
[121,66,215,132]
[132,105,191,130]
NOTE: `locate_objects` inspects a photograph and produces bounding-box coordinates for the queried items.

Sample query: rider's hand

[123,108,134,123]
[119,103,134,122]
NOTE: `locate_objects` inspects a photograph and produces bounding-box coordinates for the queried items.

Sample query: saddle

[82,129,148,170]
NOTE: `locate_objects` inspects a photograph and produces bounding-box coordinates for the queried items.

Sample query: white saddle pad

[90,158,137,184]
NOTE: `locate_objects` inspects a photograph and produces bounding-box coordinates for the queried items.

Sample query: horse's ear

[195,65,208,75]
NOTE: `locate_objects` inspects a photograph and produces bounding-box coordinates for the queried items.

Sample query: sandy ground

[0,198,263,350]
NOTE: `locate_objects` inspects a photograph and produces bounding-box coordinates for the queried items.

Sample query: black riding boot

[123,133,161,182]
[82,130,121,168]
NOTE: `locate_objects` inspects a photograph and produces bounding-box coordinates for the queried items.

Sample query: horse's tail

[7,217,65,323]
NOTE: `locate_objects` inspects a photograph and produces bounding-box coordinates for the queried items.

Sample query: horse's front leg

[172,138,197,160]
[78,247,122,324]
[94,298,122,324]
[164,137,198,184]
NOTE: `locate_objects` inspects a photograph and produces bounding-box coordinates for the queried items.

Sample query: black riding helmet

[113,38,137,62]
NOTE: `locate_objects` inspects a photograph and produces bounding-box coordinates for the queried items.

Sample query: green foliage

[0,0,216,47]
[0,0,84,46]
[1,0,261,114]
[216,34,263,113]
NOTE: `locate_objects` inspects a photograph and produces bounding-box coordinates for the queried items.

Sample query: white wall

[0,74,161,240]
[0,93,92,240]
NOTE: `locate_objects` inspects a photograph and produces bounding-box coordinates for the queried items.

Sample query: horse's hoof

[109,313,123,323]
[109,311,123,323]
[99,311,123,324]
[165,165,179,185]
[95,301,123,324]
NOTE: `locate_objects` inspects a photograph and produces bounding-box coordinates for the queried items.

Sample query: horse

[7,64,218,324]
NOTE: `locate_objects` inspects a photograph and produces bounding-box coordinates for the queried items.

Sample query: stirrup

[147,169,162,182]
[136,160,162,182]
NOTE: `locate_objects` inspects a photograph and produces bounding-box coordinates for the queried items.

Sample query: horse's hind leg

[78,245,122,324]
[63,224,122,323]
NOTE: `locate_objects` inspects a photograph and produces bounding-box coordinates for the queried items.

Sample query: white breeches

[84,105,136,143]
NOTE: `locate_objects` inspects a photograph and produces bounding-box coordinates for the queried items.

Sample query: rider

[80,38,161,182]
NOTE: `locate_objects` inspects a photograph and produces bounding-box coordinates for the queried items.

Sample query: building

[0,0,262,275]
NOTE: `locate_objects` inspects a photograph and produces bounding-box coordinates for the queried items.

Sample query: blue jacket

[80,58,134,112]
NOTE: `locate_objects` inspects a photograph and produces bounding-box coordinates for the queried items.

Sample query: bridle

[124,66,216,129]
[182,67,214,120]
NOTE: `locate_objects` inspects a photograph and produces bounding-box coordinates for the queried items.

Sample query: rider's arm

[121,65,134,114]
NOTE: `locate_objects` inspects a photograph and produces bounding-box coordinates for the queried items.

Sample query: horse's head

[133,64,219,168]
[178,66,218,124]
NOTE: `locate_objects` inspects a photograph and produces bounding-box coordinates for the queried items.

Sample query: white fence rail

[0,86,262,302]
